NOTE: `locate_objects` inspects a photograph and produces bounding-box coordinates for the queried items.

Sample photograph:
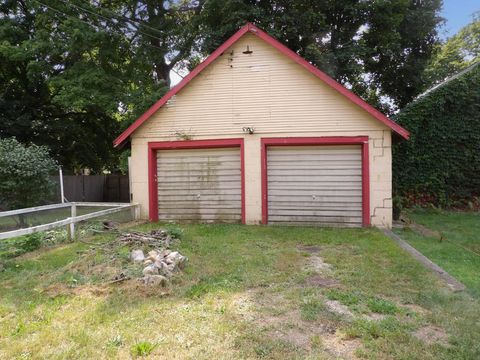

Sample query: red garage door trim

[148,139,245,224]
[261,136,370,227]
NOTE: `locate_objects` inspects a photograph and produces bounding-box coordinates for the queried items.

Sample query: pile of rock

[131,249,187,287]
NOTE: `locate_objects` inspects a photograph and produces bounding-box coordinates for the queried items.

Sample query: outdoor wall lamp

[242,127,255,134]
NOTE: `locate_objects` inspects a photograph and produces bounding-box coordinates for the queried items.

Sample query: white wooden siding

[134,33,386,140]
[156,148,241,223]
[267,145,363,227]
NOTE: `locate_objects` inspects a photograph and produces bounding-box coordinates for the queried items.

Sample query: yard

[1,222,479,359]
[395,209,480,297]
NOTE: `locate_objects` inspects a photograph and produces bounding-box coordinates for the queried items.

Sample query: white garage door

[267,145,363,227]
[157,147,241,223]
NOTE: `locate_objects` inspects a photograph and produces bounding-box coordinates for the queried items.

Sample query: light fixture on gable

[243,45,253,54]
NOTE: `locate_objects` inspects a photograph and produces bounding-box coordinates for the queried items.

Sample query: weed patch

[131,341,157,357]
[367,297,398,315]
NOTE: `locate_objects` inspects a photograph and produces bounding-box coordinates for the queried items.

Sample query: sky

[440,0,479,39]
[170,1,480,86]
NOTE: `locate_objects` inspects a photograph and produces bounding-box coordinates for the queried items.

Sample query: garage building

[114,23,409,228]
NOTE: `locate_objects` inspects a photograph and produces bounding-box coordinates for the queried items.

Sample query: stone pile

[130,248,187,287]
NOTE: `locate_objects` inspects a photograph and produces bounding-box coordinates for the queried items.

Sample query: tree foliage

[197,0,442,112]
[423,12,480,88]
[393,63,480,207]
[0,138,58,210]
[0,0,443,171]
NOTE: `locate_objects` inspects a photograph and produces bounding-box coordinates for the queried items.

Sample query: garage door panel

[157,147,241,223]
[157,169,241,176]
[268,219,362,228]
[268,174,362,182]
[269,201,362,210]
[267,145,363,227]
[158,202,241,209]
[267,163,361,170]
[268,189,362,196]
[158,194,241,201]
[157,149,238,158]
[159,213,240,222]
[158,182,241,191]
[268,215,362,224]
[268,182,362,190]
[156,175,240,183]
[268,208,362,216]
[158,208,241,215]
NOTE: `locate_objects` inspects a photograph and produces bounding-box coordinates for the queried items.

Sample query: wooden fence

[0,202,139,241]
[52,175,130,203]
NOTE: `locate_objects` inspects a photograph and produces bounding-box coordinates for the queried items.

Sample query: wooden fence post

[69,203,77,241]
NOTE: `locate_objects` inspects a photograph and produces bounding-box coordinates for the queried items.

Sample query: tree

[0,0,443,172]
[196,0,442,113]
[0,138,58,210]
[423,12,480,88]
[0,0,131,172]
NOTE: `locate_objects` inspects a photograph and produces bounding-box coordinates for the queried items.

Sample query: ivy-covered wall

[393,64,480,207]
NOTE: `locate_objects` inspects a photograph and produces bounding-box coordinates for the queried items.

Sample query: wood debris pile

[117,229,173,248]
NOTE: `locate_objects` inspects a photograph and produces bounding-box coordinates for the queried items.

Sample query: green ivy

[393,64,480,207]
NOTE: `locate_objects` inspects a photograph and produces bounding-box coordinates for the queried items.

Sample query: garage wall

[130,33,393,227]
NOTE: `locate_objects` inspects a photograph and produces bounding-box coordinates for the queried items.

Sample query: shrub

[18,233,44,253]
[0,138,57,210]
[393,64,480,207]
[166,225,184,240]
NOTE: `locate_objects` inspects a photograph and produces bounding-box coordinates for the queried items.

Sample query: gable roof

[114,23,409,147]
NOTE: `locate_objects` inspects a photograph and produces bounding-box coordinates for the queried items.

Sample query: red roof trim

[114,23,409,146]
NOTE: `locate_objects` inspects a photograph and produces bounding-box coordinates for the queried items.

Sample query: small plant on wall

[173,130,192,141]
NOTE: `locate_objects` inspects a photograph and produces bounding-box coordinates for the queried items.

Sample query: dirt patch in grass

[322,333,361,359]
[414,325,449,346]
[304,255,333,273]
[325,300,354,318]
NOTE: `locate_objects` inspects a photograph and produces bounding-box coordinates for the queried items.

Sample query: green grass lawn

[1,223,479,359]
[395,209,480,297]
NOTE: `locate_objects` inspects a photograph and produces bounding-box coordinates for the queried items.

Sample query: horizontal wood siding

[267,145,363,226]
[134,33,387,140]
[157,148,241,223]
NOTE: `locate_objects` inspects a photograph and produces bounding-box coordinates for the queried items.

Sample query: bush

[0,138,58,210]
[18,233,44,253]
[393,64,480,207]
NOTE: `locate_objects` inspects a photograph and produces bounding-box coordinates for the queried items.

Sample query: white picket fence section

[0,202,140,241]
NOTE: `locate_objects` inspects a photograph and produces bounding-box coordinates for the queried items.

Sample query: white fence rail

[0,202,140,241]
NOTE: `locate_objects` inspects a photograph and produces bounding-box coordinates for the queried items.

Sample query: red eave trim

[261,136,371,227]
[148,138,245,224]
[114,23,409,146]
